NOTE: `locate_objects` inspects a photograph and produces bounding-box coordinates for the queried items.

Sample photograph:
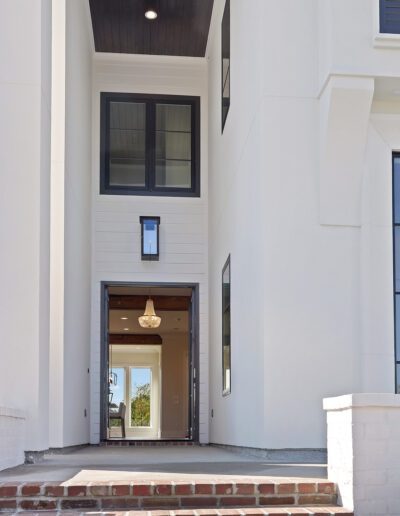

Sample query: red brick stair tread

[10,508,354,515]
[0,480,345,513]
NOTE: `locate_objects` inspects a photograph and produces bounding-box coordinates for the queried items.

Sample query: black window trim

[393,152,400,393]
[221,0,230,133]
[222,254,231,397]
[100,92,201,197]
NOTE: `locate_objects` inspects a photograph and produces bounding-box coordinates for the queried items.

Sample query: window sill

[374,32,400,48]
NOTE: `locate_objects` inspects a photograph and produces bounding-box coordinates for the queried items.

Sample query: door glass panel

[130,368,151,427]
[155,104,192,188]
[109,101,146,187]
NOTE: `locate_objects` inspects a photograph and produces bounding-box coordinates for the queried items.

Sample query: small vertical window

[222,256,231,395]
[221,0,230,132]
[140,216,160,261]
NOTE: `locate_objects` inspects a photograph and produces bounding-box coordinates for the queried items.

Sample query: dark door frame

[100,281,200,442]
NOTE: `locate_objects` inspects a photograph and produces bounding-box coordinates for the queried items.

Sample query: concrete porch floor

[0,445,327,484]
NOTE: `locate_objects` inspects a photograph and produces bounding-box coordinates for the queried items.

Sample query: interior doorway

[100,283,199,442]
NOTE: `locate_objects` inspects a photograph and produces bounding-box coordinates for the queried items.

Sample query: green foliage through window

[131,383,151,426]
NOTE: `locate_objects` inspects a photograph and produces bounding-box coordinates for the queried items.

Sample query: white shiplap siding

[90,55,209,443]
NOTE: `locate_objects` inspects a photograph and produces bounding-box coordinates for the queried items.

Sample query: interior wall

[161,334,189,438]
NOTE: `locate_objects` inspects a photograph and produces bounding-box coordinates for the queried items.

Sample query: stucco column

[0,0,52,455]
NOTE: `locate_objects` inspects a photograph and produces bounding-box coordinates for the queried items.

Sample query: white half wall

[0,408,26,471]
[324,393,400,515]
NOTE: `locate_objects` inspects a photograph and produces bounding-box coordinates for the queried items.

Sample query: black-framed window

[100,93,200,197]
[380,0,400,34]
[222,256,231,395]
[393,154,400,392]
[221,0,230,132]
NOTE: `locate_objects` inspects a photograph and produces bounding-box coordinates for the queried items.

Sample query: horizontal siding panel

[95,231,204,245]
[95,211,204,227]
[95,252,204,264]
[95,211,204,225]
[95,241,205,254]
[95,199,206,214]
[95,262,205,274]
[95,221,204,234]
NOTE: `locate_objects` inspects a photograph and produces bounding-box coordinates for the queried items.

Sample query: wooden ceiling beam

[109,295,190,311]
[109,334,162,345]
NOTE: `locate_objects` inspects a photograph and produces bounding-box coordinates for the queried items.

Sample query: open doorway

[100,283,199,442]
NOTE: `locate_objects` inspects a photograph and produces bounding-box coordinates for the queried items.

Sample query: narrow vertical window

[393,154,400,392]
[222,256,231,395]
[221,0,230,132]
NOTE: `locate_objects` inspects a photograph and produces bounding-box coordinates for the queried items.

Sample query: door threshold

[100,439,198,447]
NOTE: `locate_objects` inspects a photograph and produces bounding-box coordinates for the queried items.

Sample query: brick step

[0,480,344,513]
[13,508,354,515]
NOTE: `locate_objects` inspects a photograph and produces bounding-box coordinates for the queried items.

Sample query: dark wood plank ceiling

[88,0,214,57]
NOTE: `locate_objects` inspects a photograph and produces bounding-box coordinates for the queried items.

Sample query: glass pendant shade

[138,298,161,328]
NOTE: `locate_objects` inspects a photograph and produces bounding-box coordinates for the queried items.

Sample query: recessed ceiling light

[145,8,157,20]
[123,328,130,331]
[120,316,128,320]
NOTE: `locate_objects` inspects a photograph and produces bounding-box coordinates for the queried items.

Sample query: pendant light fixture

[138,297,161,328]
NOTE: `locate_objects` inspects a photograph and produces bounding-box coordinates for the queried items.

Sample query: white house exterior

[1,0,400,474]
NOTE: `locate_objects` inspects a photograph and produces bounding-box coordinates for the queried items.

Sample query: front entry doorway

[101,283,199,442]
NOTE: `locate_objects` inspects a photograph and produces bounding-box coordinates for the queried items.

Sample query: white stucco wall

[0,0,52,457]
[49,0,93,448]
[90,55,209,443]
[208,0,398,450]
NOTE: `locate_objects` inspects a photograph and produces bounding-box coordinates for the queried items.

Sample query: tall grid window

[393,153,400,392]
[222,256,231,395]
